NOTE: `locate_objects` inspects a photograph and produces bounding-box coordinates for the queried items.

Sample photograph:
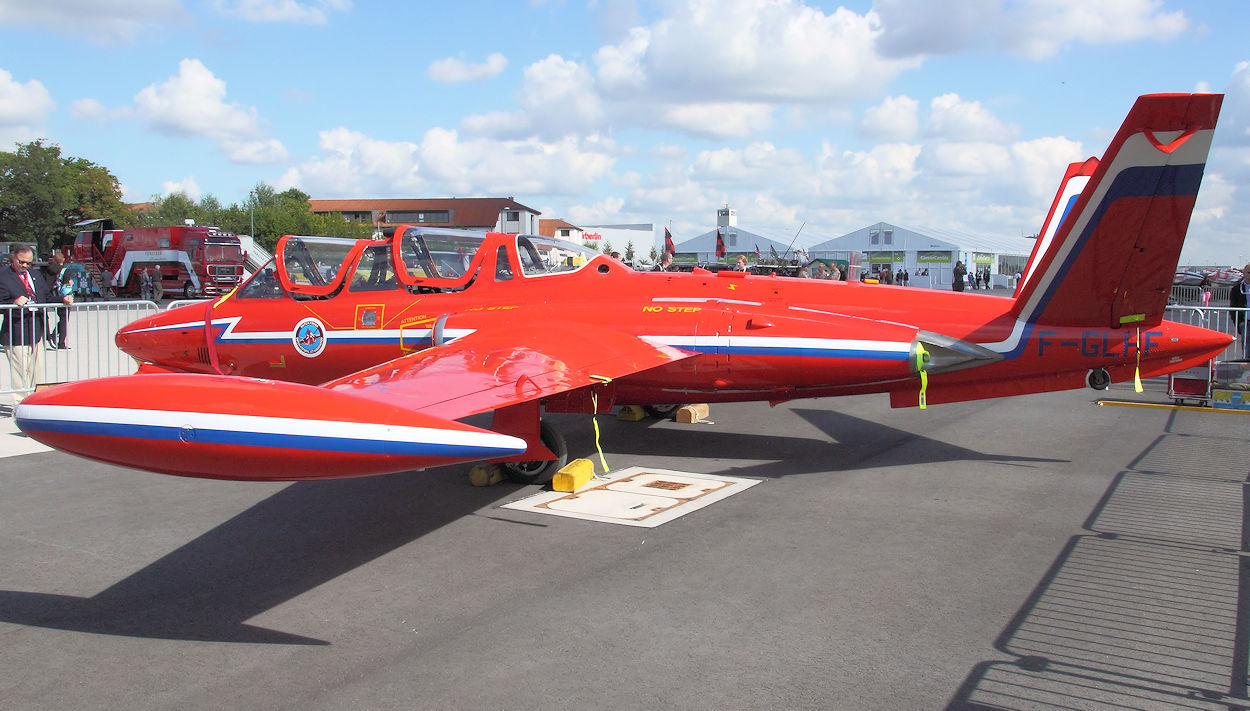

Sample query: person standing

[734,254,749,271]
[953,261,967,292]
[1,246,72,405]
[43,251,73,349]
[654,252,675,272]
[152,264,164,300]
[1232,264,1249,355]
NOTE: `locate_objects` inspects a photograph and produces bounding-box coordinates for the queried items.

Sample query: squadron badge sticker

[293,317,327,358]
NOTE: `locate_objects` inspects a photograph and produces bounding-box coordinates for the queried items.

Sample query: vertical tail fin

[1010,93,1223,328]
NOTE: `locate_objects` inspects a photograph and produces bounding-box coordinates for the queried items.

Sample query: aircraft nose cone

[114,306,209,371]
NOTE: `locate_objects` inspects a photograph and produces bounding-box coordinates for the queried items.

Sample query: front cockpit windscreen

[516,235,601,276]
[281,236,355,289]
[235,257,281,299]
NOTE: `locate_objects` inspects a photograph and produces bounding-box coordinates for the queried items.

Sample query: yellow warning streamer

[915,343,929,410]
[1134,327,1143,393]
[589,375,612,472]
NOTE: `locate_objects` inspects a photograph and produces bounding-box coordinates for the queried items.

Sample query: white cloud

[816,141,922,203]
[278,127,422,196]
[873,0,1189,60]
[691,142,807,184]
[133,58,288,164]
[858,95,919,141]
[0,0,186,43]
[596,1,919,104]
[211,0,350,24]
[70,97,131,120]
[161,176,201,201]
[0,68,54,126]
[1185,62,1250,264]
[457,1,927,141]
[660,102,775,139]
[461,54,606,141]
[925,94,1017,143]
[1007,0,1189,60]
[924,142,1013,177]
[281,126,616,199]
[0,68,54,147]
[428,53,508,84]
[222,137,289,164]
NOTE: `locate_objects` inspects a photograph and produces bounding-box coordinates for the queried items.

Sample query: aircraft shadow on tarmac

[944,418,1250,710]
[0,408,1062,645]
[613,407,1066,480]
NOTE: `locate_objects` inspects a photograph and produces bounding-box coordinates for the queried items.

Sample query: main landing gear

[501,420,568,485]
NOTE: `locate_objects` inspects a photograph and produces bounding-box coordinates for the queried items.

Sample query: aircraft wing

[321,323,695,421]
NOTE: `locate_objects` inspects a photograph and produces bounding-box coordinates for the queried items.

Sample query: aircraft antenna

[784,222,806,262]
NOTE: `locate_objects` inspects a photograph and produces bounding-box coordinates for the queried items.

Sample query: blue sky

[1,0,1248,264]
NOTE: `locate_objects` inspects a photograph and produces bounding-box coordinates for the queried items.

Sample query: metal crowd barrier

[1170,284,1232,306]
[1164,304,1249,361]
[1,300,161,406]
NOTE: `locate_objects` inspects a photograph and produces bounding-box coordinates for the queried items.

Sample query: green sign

[973,252,994,264]
[917,251,952,263]
[866,251,905,262]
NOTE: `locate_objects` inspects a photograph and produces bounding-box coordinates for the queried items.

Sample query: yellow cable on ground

[589,376,612,472]
[1134,327,1143,393]
[915,343,929,409]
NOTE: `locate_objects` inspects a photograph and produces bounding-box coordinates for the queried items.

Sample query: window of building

[870,230,880,245]
[728,233,737,247]
[883,230,893,245]
[506,211,520,221]
[385,210,451,224]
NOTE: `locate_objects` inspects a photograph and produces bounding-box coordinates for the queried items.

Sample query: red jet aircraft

[16,93,1234,483]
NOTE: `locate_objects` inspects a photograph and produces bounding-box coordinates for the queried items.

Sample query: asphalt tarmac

[1,379,1248,710]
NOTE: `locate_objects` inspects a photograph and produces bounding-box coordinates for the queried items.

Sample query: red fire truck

[71,219,245,299]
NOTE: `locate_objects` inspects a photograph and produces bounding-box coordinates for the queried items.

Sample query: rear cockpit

[231,226,608,302]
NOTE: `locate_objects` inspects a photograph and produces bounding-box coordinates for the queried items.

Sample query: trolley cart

[1168,359,1214,405]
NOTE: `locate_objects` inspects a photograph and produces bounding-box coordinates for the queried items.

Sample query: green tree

[0,140,71,254]
[0,141,132,254]
[624,240,636,262]
[67,158,131,232]
[601,240,613,256]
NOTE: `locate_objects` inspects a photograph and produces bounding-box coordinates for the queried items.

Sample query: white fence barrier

[1,300,160,405]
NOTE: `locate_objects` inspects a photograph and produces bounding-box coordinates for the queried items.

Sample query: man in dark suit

[1232,263,1249,357]
[1,245,72,405]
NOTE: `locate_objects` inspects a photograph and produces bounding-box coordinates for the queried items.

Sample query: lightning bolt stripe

[126,317,475,346]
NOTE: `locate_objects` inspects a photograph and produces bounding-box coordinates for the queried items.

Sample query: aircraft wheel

[643,404,679,419]
[502,421,567,485]
[1087,368,1111,390]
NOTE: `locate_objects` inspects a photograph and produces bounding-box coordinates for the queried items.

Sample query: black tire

[183,282,194,299]
[502,420,568,485]
[643,404,680,419]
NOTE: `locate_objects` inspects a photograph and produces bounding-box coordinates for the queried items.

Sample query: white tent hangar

[670,206,836,264]
[809,222,1036,289]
